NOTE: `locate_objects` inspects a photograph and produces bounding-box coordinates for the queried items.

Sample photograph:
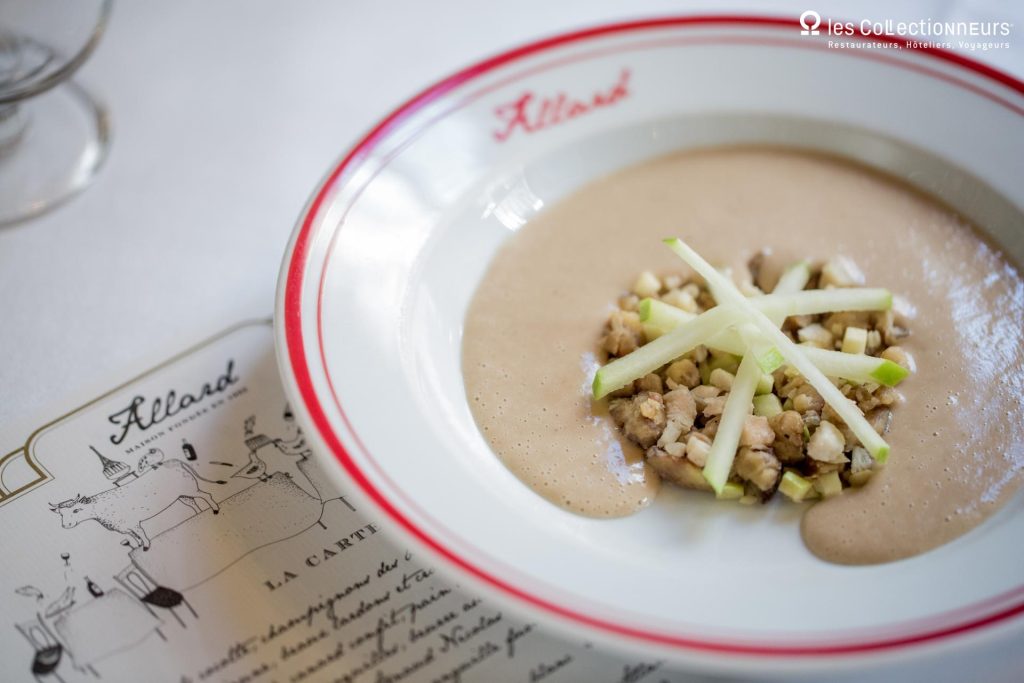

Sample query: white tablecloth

[2,1,1022,681]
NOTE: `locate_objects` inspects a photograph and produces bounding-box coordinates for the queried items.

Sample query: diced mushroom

[685,432,711,467]
[608,391,666,449]
[709,368,735,391]
[778,375,806,400]
[739,415,775,448]
[661,289,699,313]
[658,422,683,448]
[876,309,911,346]
[850,446,874,473]
[664,442,686,458]
[664,389,697,428]
[823,311,871,340]
[802,458,844,477]
[735,447,782,492]
[819,255,865,288]
[822,401,858,446]
[743,478,780,503]
[747,250,768,291]
[807,421,848,464]
[696,290,717,310]
[857,394,880,413]
[636,373,663,394]
[785,314,814,333]
[632,271,661,298]
[875,386,899,406]
[702,395,728,418]
[607,383,636,398]
[886,325,910,346]
[657,389,697,447]
[663,274,683,290]
[792,385,824,413]
[618,294,640,312]
[691,345,709,363]
[702,416,721,439]
[797,323,834,349]
[769,410,805,463]
[646,447,712,491]
[865,329,883,354]
[690,384,721,409]
[665,359,700,389]
[866,407,893,436]
[601,310,644,356]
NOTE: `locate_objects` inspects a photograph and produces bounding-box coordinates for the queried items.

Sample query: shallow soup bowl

[276,16,1024,675]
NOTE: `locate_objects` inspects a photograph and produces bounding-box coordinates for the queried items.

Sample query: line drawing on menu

[12,408,354,680]
[50,447,227,551]
[0,320,273,507]
[3,321,359,681]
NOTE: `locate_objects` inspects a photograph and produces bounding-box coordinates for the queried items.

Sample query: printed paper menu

[0,321,708,683]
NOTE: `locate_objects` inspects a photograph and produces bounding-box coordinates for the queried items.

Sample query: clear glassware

[0,0,112,226]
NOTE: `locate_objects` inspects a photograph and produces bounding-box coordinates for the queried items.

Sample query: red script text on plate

[492,68,631,142]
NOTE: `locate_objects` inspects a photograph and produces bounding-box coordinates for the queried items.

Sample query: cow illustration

[48,460,226,550]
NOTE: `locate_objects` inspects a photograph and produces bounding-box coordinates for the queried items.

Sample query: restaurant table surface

[2,1,1023,681]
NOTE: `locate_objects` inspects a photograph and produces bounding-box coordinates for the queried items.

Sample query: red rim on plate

[281,16,1024,658]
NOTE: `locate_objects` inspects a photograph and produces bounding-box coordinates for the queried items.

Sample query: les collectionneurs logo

[798,9,1013,52]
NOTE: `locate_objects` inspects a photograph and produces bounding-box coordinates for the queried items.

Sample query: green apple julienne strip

[737,322,784,374]
[869,357,911,386]
[766,260,812,325]
[702,353,763,494]
[592,305,739,399]
[664,238,891,461]
[758,288,892,321]
[800,347,909,387]
[642,288,892,329]
[641,298,908,387]
[772,260,812,295]
[640,299,747,351]
[638,297,695,328]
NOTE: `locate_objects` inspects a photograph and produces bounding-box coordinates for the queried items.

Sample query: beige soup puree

[462,148,1024,565]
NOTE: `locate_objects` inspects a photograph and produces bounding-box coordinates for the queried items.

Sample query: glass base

[0,77,109,227]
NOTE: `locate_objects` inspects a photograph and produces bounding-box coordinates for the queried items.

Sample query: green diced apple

[753,394,783,418]
[716,482,744,500]
[813,471,843,498]
[708,348,741,374]
[841,326,868,354]
[779,471,814,502]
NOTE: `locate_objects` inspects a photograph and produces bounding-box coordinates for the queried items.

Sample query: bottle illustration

[85,576,104,598]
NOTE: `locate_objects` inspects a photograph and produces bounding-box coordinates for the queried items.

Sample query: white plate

[275,16,1024,674]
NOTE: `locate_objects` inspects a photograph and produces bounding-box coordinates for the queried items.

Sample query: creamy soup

[462,147,1024,565]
